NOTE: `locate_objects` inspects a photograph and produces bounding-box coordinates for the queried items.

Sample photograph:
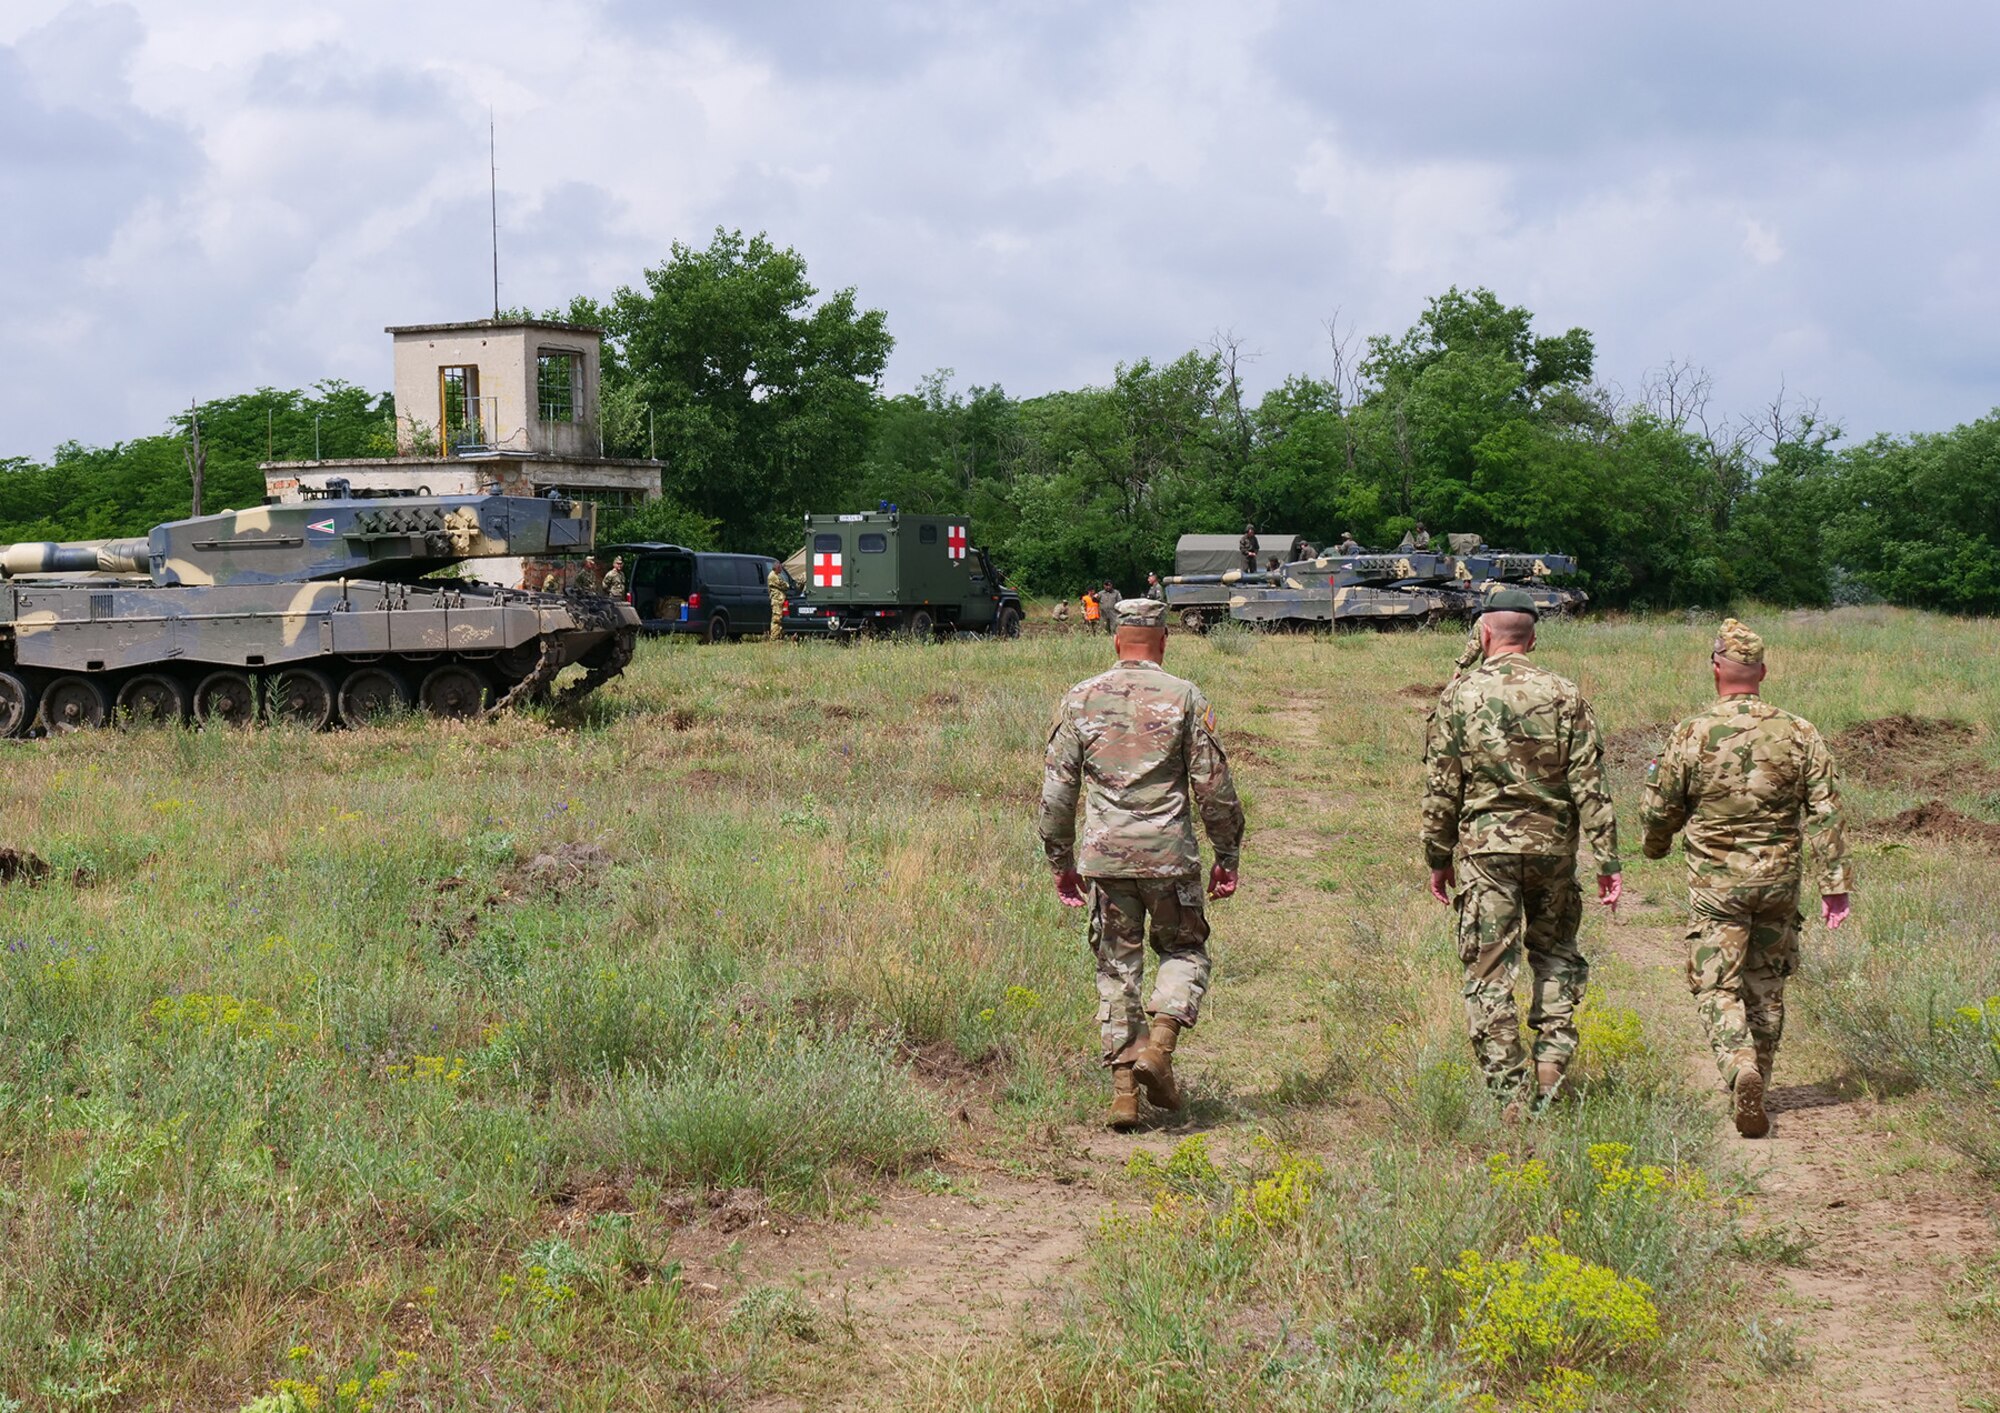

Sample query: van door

[632,552,694,628]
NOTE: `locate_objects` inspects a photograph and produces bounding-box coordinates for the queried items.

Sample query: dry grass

[0,606,1994,1409]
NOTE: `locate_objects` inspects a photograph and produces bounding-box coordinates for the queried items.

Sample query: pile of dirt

[1833,715,1984,787]
[1605,723,1674,771]
[1397,682,1445,700]
[1875,801,2000,850]
[502,842,613,899]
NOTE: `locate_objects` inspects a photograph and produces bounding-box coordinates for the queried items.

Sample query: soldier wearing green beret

[1421,588,1622,1116]
[1640,618,1852,1139]
[1038,598,1246,1130]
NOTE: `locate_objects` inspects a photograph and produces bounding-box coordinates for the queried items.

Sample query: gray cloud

[2,0,1996,464]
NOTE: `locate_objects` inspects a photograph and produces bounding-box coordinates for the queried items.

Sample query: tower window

[538,351,578,423]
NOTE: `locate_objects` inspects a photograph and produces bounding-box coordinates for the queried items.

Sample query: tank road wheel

[115,673,187,727]
[194,670,259,729]
[0,671,38,738]
[337,667,410,726]
[995,606,1022,639]
[907,609,936,641]
[494,641,543,682]
[418,664,486,719]
[40,675,109,732]
[266,668,335,731]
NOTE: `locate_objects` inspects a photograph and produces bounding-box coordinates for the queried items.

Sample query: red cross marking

[947,525,967,560]
[812,552,843,587]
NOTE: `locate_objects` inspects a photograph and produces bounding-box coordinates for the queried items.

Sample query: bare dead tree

[1207,329,1259,474]
[1324,310,1363,478]
[184,398,205,518]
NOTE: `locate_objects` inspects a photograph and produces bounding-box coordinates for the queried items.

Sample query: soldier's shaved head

[1479,610,1537,655]
[1114,623,1167,664]
[1712,654,1767,694]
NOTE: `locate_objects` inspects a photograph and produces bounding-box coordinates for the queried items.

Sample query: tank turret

[0,492,637,735]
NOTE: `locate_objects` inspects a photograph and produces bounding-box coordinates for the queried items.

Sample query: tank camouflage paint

[0,493,639,734]
[1164,544,1587,630]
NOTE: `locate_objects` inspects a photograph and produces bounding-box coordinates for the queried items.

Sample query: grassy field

[1,607,1996,1410]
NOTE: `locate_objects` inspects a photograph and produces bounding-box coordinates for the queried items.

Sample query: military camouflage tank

[1163,537,1586,631]
[0,490,639,734]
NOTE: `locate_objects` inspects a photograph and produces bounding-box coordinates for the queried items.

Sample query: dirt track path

[1600,916,1990,1409]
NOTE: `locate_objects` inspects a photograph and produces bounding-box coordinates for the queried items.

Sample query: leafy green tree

[1824,415,2000,612]
[607,229,893,552]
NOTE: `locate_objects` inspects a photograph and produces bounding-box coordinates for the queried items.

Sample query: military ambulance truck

[789,511,1023,639]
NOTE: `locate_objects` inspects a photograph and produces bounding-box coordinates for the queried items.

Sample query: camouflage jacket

[1039,659,1245,877]
[1421,652,1620,872]
[1639,694,1853,895]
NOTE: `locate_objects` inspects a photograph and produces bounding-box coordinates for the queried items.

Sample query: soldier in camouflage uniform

[1640,618,1852,1138]
[1039,598,1245,1130]
[1422,587,1622,1113]
[766,565,788,642]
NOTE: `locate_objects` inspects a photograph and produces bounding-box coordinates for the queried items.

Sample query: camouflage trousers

[1454,853,1589,1095]
[1686,883,1800,1087]
[767,592,785,641]
[1087,876,1211,1061]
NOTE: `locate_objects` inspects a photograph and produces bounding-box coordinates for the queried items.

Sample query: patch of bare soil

[1398,682,1445,701]
[500,841,613,899]
[0,846,51,884]
[680,1167,1105,1411]
[1834,715,1992,790]
[1874,800,2000,850]
[1740,1082,1993,1410]
[1604,722,1674,772]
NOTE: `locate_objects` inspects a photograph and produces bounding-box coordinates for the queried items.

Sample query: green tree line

[3,230,1994,612]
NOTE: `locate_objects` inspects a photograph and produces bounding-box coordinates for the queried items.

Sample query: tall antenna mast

[489,109,500,320]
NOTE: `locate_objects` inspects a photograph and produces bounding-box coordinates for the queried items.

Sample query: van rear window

[919,525,937,544]
[859,534,887,554]
[813,533,842,552]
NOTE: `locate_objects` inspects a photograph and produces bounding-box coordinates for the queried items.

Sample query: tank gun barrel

[0,539,151,578]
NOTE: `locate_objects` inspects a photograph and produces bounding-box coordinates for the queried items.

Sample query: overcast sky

[4,0,1997,461]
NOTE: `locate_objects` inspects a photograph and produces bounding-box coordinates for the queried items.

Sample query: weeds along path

[1593,913,1985,1409]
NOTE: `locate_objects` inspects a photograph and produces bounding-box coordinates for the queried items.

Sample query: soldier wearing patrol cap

[1421,586,1621,1116]
[1038,598,1246,1130]
[1640,618,1852,1138]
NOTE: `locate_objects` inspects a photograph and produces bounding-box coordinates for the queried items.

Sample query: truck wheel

[0,670,38,738]
[1180,610,1208,634]
[705,612,730,644]
[908,609,935,640]
[995,606,1021,639]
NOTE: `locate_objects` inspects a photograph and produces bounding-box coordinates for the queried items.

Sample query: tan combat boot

[1732,1050,1769,1138]
[1131,1016,1184,1112]
[1107,1064,1140,1131]
[1530,1060,1565,1115]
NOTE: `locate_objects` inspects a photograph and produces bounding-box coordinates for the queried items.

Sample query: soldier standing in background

[1146,571,1163,597]
[1335,531,1361,554]
[1080,591,1101,631]
[1640,619,1852,1138]
[1422,588,1621,1117]
[1096,581,1121,634]
[574,556,604,594]
[766,565,788,642]
[603,555,626,598]
[1238,523,1259,573]
[1039,599,1245,1130]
